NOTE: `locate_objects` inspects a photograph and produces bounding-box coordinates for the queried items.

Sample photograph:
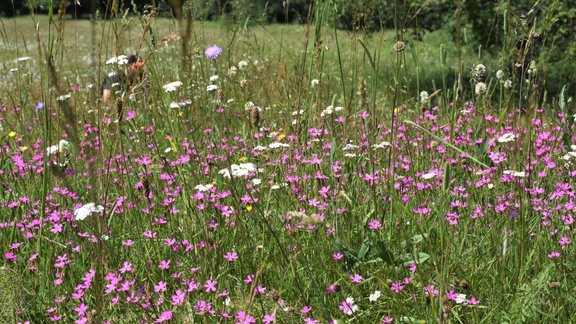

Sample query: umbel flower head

[205,45,223,59]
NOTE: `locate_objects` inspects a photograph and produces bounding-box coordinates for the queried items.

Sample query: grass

[1,4,575,323]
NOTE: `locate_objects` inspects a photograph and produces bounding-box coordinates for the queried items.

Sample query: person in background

[101,54,146,103]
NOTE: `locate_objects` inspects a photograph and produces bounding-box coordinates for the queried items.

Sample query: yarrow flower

[205,45,223,59]
[369,290,381,302]
[163,81,183,92]
[497,133,516,143]
[420,91,429,104]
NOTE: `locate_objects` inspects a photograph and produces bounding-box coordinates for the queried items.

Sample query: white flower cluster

[105,55,129,65]
[46,140,71,156]
[497,133,516,143]
[321,105,344,117]
[74,203,104,221]
[218,162,259,179]
[163,81,183,92]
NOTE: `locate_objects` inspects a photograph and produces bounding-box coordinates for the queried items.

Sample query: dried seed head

[250,106,260,128]
[393,41,406,52]
[116,97,123,120]
[140,173,151,198]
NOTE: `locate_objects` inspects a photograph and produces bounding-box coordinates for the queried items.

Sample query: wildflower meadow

[1,1,575,323]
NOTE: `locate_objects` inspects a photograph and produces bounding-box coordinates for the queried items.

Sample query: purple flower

[205,45,223,59]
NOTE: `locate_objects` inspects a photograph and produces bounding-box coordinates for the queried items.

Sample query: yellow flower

[238,157,248,162]
[8,131,16,137]
[246,205,253,212]
[20,146,28,152]
[277,133,286,141]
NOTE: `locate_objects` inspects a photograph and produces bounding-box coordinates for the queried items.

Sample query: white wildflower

[106,55,128,65]
[291,109,304,116]
[268,142,290,149]
[420,91,429,104]
[163,81,183,92]
[421,172,437,180]
[311,79,319,87]
[244,101,255,110]
[238,60,249,69]
[206,84,218,92]
[372,141,391,149]
[251,178,262,186]
[56,94,71,101]
[503,79,512,89]
[74,203,104,221]
[496,70,504,80]
[343,143,359,151]
[473,64,486,78]
[475,82,487,95]
[209,75,219,82]
[219,163,259,179]
[369,290,381,302]
[455,294,467,304]
[17,56,31,62]
[321,105,334,117]
[194,184,214,192]
[170,102,180,109]
[503,170,526,178]
[497,133,516,143]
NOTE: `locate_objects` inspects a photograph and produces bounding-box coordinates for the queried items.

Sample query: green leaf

[401,252,430,267]
[357,239,370,261]
[372,240,395,264]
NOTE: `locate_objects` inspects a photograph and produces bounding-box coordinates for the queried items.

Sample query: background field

[1,1,575,323]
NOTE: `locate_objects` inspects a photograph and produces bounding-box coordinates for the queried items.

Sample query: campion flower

[74,203,104,221]
[163,81,183,92]
[338,297,359,315]
[497,133,516,143]
[205,45,223,59]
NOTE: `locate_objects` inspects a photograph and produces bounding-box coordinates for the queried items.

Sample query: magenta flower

[204,279,217,293]
[368,219,382,230]
[262,313,275,323]
[155,310,173,323]
[205,45,223,59]
[224,251,239,261]
[349,273,363,283]
[171,289,186,305]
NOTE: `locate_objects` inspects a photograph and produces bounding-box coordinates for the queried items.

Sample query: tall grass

[0,0,575,322]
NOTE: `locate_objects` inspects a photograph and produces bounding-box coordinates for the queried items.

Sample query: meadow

[1,4,575,324]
